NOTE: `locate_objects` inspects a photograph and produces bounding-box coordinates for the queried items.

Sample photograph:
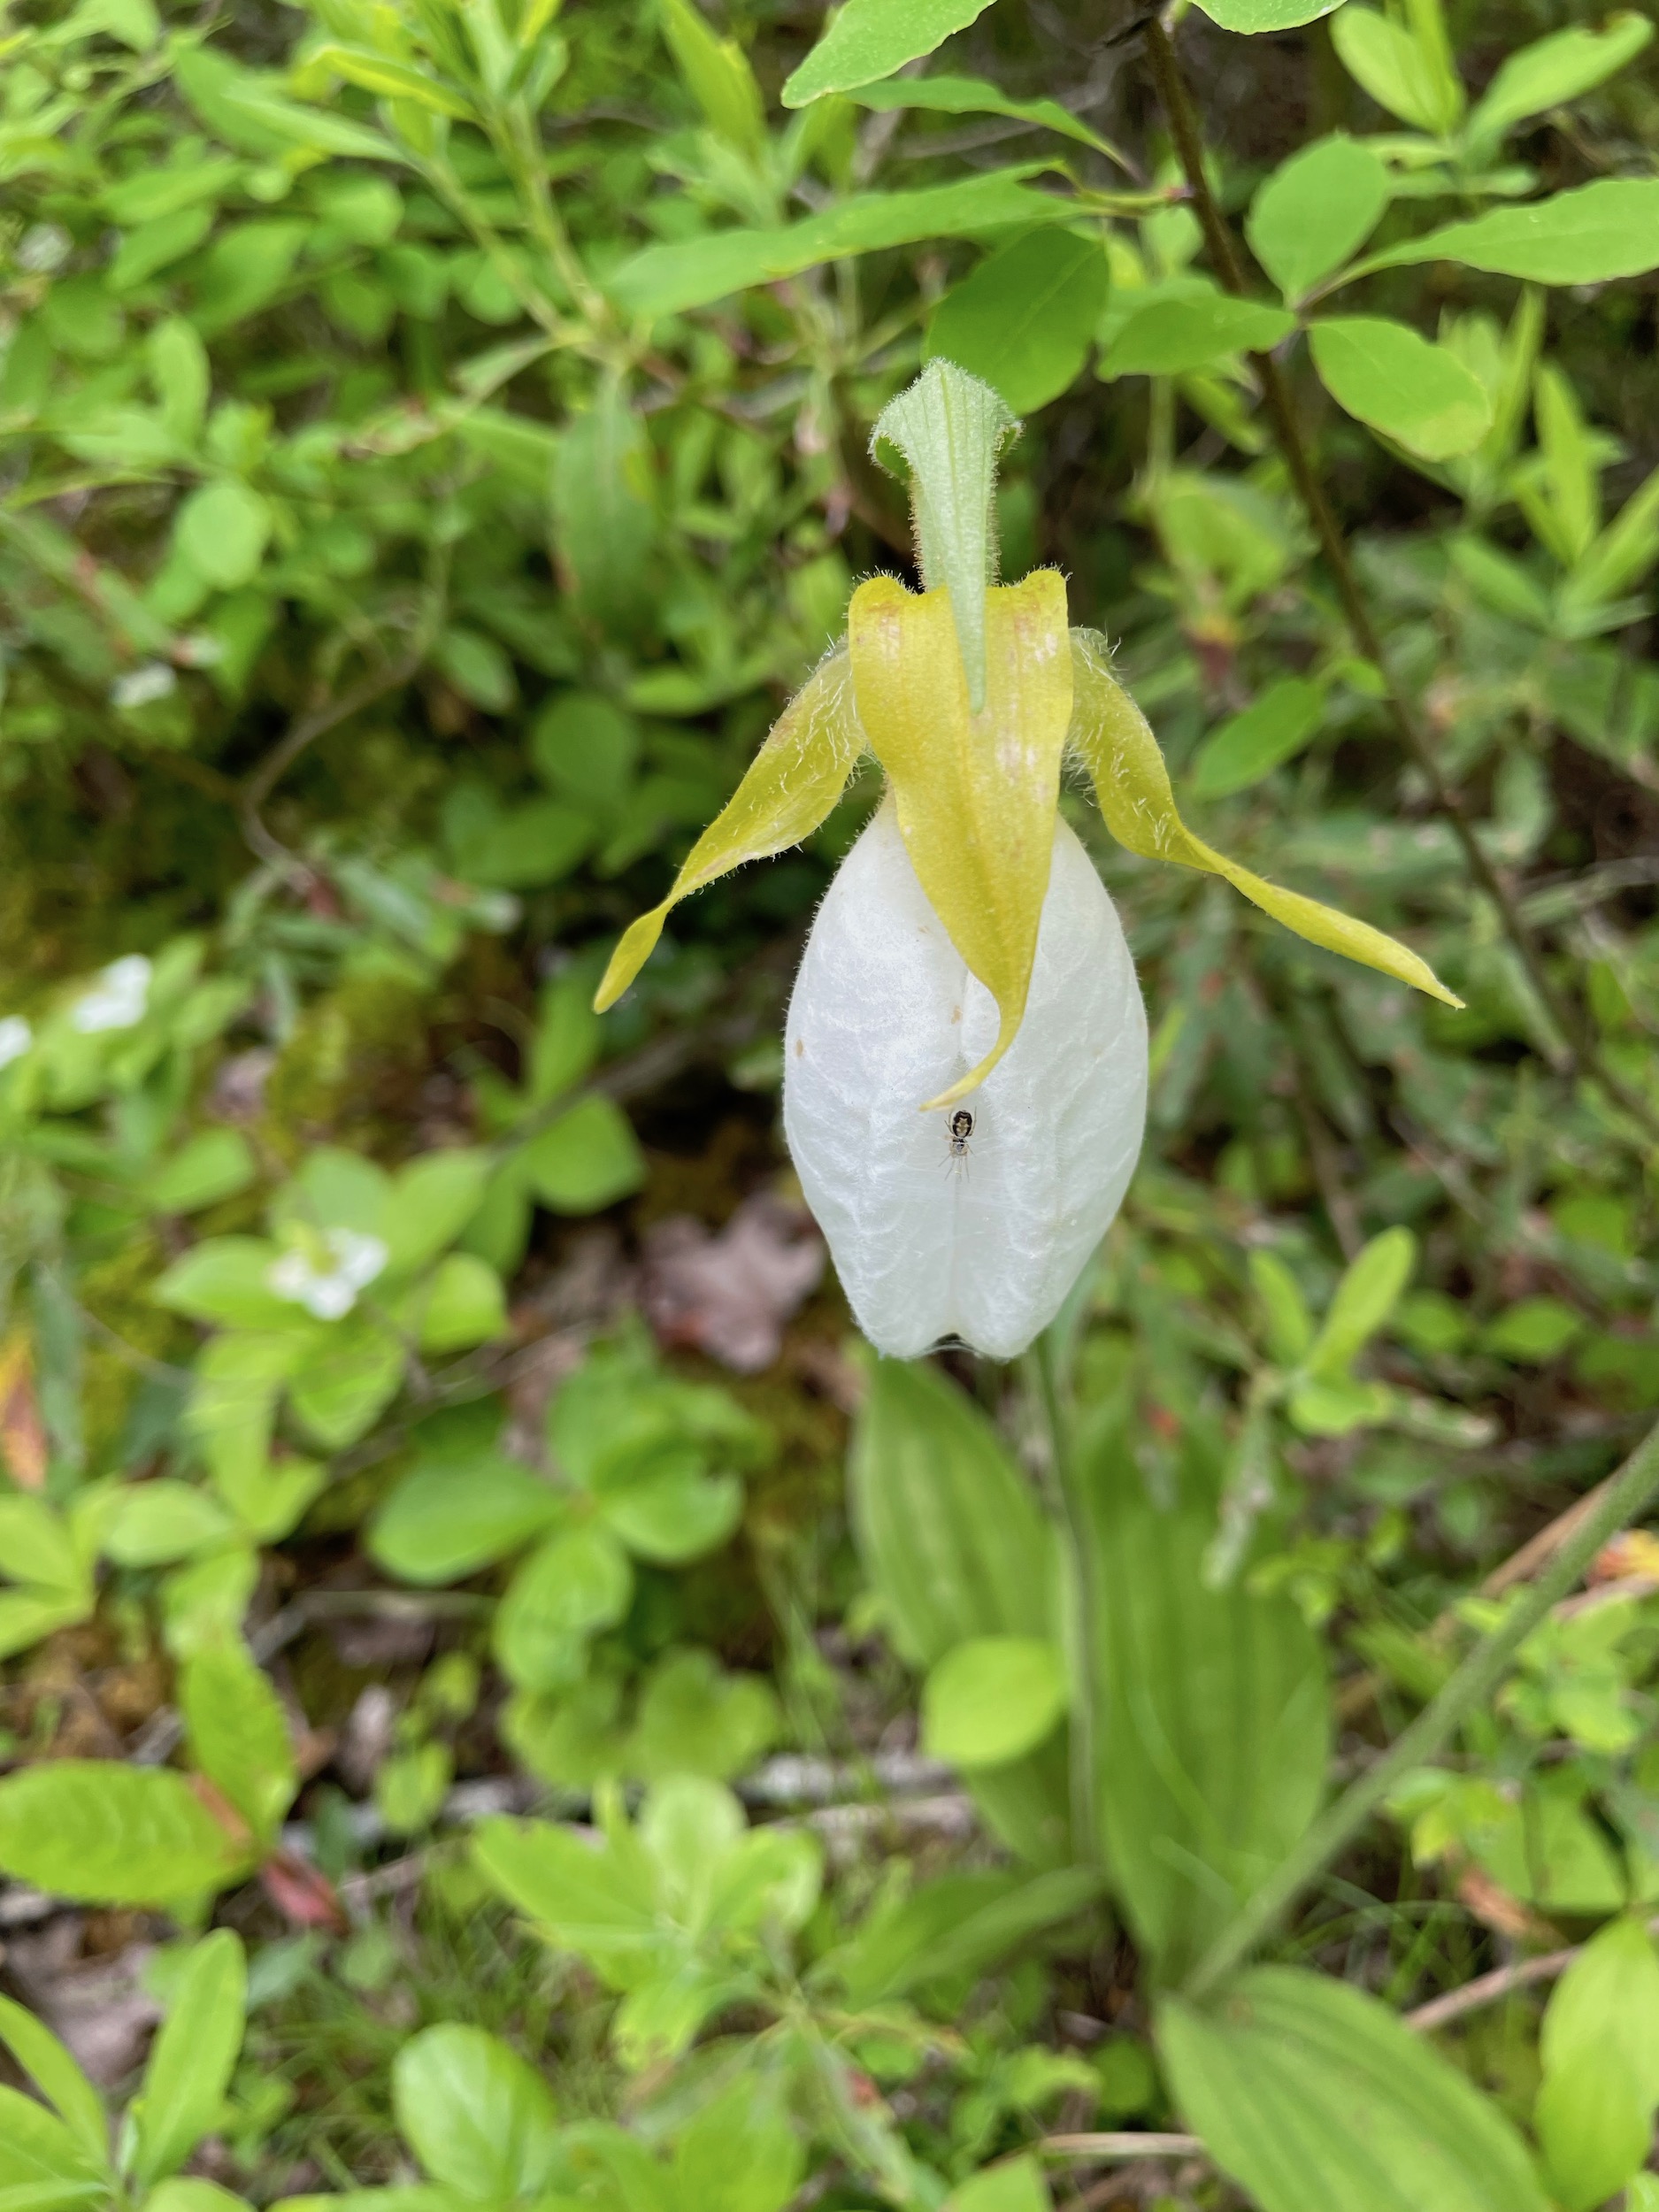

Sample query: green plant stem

[1184,1405,1659,2001]
[1030,1330,1099,1866]
[1141,12,1659,1149]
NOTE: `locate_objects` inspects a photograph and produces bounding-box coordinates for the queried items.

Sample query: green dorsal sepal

[870,357,1020,714]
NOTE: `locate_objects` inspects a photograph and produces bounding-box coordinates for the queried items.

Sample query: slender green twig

[1141,14,1659,1148]
[1183,1406,1659,2000]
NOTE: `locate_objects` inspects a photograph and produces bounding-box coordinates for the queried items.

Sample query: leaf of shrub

[1309,317,1492,459]
[927,230,1110,413]
[1247,135,1390,302]
[781,0,997,105]
[607,172,1075,319]
[1192,679,1324,799]
[1105,291,1294,378]
[1369,179,1659,284]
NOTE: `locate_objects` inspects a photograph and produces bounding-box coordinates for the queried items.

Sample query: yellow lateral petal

[593,648,863,1011]
[849,571,1074,1108]
[1067,629,1463,1010]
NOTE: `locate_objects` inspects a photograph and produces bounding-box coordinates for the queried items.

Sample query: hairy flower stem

[1142,13,1659,1149]
[1184,1405,1659,2001]
[1030,1328,1100,1867]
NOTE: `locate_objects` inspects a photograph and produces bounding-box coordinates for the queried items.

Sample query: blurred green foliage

[1,0,1658,2204]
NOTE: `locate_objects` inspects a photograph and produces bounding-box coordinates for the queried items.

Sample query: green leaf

[596,1461,742,1566]
[1365,179,1659,285]
[148,1130,257,1214]
[521,1095,645,1212]
[1308,317,1492,461]
[606,170,1073,319]
[370,1447,563,1584]
[174,481,273,588]
[922,1636,1068,1769]
[1331,4,1464,134]
[130,1932,246,2189]
[848,73,1125,162]
[826,1865,1100,2008]
[103,1480,236,1567]
[391,2025,560,2200]
[1158,1968,1549,2212]
[626,1648,780,1782]
[180,1637,297,1843]
[943,2157,1050,2212]
[308,43,475,119]
[381,1149,492,1275]
[0,1997,106,2172]
[1465,13,1653,149]
[660,0,765,157]
[781,0,998,106]
[549,385,657,631]
[287,1316,405,1448]
[671,2076,803,2212]
[926,229,1109,414]
[0,1497,81,1594]
[152,1238,294,1328]
[0,1763,245,1905]
[108,205,216,293]
[1247,135,1390,303]
[1563,461,1659,619]
[1536,1916,1659,2211]
[0,2082,104,2201]
[1192,679,1324,800]
[472,1815,660,1967]
[413,1253,506,1352]
[1306,1227,1416,1379]
[494,1525,634,1693]
[1071,1416,1329,1980]
[1105,290,1294,378]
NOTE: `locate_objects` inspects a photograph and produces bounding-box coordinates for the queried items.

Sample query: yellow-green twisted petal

[849,569,1074,1110]
[593,648,863,1011]
[1068,628,1463,1010]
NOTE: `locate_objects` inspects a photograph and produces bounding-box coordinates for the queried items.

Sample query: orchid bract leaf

[849,570,1074,1109]
[593,649,862,1010]
[871,357,1019,712]
[1068,630,1463,1009]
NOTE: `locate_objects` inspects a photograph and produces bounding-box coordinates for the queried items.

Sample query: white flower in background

[111,663,178,710]
[0,1017,33,1071]
[268,1229,389,1321]
[785,802,1146,1358]
[72,954,152,1034]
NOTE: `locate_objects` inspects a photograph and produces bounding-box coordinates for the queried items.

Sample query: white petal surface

[783,799,1148,1360]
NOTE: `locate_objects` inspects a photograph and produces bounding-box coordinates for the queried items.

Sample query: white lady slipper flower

[268,1228,388,1321]
[72,954,151,1034]
[0,1017,32,1071]
[595,363,1458,1361]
